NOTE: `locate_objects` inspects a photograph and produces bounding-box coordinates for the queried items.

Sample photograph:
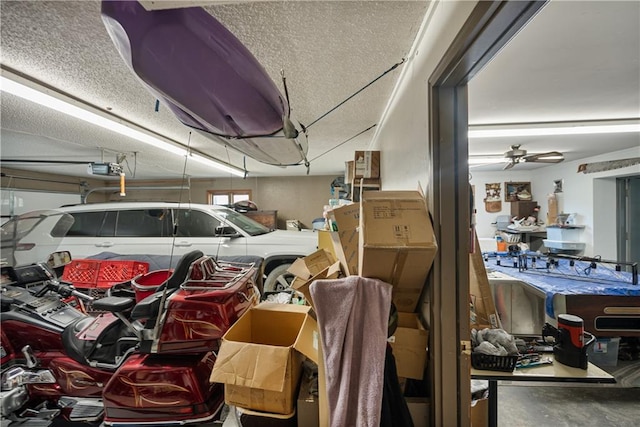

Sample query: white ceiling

[1,1,639,181]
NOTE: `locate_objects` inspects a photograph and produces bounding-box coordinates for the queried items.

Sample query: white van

[0,202,318,291]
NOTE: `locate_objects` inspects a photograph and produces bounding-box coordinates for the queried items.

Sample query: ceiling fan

[502,144,564,170]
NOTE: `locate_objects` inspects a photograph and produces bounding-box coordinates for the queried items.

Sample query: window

[114,209,172,237]
[207,190,251,207]
[65,212,107,237]
[174,209,221,237]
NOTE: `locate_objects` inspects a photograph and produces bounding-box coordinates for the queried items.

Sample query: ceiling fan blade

[503,161,516,170]
[522,151,564,163]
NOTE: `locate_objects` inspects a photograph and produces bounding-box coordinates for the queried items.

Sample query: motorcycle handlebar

[70,288,94,302]
[43,281,94,302]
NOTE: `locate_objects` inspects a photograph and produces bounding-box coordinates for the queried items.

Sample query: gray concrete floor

[497,385,640,427]
[496,358,640,427]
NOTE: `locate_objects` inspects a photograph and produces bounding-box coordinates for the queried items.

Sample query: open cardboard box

[358,190,438,312]
[210,303,319,415]
[288,249,341,309]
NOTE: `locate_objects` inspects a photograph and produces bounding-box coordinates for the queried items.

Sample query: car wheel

[263,263,294,293]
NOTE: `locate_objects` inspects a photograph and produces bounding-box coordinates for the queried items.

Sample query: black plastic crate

[471,352,518,372]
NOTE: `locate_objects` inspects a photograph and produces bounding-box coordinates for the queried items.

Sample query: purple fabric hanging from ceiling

[101,0,287,139]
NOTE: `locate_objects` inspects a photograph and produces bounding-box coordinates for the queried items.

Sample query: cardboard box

[358,191,438,312]
[317,230,337,260]
[210,303,319,415]
[351,178,381,202]
[345,160,355,183]
[287,249,341,309]
[296,373,319,427]
[406,397,430,427]
[327,203,360,275]
[388,313,428,380]
[470,235,501,330]
[471,398,488,427]
[354,150,380,179]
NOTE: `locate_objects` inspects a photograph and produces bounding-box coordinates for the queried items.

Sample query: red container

[63,260,150,290]
[62,259,102,287]
[131,269,173,302]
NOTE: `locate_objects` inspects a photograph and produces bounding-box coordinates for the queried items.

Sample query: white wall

[469,169,537,240]
[470,146,640,258]
[370,0,478,191]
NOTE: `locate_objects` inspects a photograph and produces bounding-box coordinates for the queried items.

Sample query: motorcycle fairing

[102,352,223,424]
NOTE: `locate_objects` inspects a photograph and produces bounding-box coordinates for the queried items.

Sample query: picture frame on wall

[504,181,532,202]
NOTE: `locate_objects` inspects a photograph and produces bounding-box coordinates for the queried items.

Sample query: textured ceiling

[0,0,426,180]
[1,1,639,180]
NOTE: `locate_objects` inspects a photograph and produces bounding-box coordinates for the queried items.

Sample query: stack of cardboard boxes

[211,188,438,426]
[320,189,437,426]
[346,150,382,202]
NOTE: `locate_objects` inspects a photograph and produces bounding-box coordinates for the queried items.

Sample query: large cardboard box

[287,249,341,309]
[354,150,380,179]
[327,203,360,275]
[358,191,438,312]
[210,304,319,415]
[388,313,428,380]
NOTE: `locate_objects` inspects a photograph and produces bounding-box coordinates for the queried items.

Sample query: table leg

[488,379,498,427]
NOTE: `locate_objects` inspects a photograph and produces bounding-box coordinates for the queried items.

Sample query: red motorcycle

[1,215,258,426]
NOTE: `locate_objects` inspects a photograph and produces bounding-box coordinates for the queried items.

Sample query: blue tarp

[485,255,639,318]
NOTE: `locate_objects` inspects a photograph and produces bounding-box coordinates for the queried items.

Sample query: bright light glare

[190,154,245,177]
[0,74,244,175]
[469,123,640,138]
[468,157,507,165]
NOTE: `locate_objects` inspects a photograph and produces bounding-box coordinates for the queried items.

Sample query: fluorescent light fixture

[0,70,245,177]
[468,120,640,138]
[190,153,245,176]
[468,157,508,165]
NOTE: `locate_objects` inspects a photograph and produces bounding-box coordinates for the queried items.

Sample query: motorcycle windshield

[0,210,74,268]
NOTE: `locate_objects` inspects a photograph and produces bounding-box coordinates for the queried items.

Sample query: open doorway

[617,176,640,267]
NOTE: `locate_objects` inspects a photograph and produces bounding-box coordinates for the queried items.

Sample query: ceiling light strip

[469,121,640,138]
[0,70,245,177]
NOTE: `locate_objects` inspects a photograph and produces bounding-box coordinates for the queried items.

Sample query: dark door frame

[427,1,548,425]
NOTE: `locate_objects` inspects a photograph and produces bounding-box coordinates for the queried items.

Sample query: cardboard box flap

[255,302,312,314]
[293,314,319,364]
[210,341,291,392]
[287,249,337,279]
[292,261,341,310]
[330,203,360,231]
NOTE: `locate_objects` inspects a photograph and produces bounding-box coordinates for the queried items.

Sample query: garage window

[207,190,251,206]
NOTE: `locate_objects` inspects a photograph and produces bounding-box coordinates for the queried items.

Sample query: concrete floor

[497,385,640,427]
[495,357,640,427]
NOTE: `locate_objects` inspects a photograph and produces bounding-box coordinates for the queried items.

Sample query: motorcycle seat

[129,290,170,321]
[63,315,136,367]
[129,250,204,322]
[92,296,136,313]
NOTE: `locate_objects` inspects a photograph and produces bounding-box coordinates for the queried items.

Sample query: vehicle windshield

[0,210,74,267]
[215,208,272,236]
